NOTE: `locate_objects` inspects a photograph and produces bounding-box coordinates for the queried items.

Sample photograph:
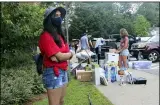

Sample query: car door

[128,36,136,49]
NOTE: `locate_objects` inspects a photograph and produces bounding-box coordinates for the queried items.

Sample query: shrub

[1,64,45,105]
[2,50,33,68]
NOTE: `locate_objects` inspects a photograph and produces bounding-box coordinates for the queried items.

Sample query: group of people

[71,33,93,53]
[38,6,130,105]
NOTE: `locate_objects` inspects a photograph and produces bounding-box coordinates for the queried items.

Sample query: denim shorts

[120,49,129,56]
[42,68,68,89]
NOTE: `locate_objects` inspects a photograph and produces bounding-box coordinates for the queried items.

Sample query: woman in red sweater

[38,7,73,105]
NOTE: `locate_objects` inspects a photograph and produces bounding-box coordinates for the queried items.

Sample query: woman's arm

[50,51,73,62]
[50,56,59,62]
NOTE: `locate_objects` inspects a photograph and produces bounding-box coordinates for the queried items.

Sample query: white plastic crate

[105,52,119,62]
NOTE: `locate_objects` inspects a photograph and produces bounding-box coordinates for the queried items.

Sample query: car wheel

[148,50,159,62]
[136,51,143,60]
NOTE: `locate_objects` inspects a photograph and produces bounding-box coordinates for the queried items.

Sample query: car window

[129,37,134,41]
[113,35,120,39]
[148,35,159,42]
[112,35,121,41]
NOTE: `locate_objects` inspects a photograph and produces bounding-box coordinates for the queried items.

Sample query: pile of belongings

[70,63,92,76]
[76,50,96,60]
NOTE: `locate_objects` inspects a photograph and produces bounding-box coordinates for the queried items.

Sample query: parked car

[130,35,160,62]
[105,34,140,51]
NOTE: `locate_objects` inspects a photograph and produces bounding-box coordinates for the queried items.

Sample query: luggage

[132,61,152,70]
[100,75,108,86]
[81,50,95,58]
[132,77,147,85]
[76,53,86,59]
[126,75,147,85]
[76,50,95,60]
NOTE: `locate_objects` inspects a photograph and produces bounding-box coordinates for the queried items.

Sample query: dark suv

[130,35,160,62]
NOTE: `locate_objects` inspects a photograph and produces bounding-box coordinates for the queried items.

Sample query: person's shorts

[42,68,68,89]
[120,49,129,56]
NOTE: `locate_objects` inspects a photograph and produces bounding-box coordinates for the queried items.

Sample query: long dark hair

[43,13,66,48]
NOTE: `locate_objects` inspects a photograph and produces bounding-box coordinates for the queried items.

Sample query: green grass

[33,77,113,105]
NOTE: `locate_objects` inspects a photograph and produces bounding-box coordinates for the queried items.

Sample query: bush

[2,50,34,68]
[1,64,45,105]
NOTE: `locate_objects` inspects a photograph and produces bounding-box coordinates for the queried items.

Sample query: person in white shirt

[95,37,105,55]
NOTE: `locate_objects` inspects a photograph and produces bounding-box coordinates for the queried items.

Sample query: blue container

[104,66,108,80]
[110,66,117,82]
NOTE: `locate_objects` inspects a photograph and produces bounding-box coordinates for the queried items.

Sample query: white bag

[81,50,95,58]
[125,71,134,84]
[76,49,95,60]
[76,53,86,59]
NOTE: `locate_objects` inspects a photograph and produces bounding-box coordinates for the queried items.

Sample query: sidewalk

[95,70,159,105]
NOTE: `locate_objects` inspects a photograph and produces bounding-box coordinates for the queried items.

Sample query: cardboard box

[76,70,93,82]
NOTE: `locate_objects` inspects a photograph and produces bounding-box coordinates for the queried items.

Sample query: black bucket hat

[44,6,66,19]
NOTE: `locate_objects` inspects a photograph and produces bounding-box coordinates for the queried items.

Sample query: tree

[1,3,45,67]
[68,2,138,40]
[133,15,151,36]
[136,3,159,27]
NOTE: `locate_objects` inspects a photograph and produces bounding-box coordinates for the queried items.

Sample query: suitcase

[133,77,147,85]
[128,77,147,85]
[132,61,152,70]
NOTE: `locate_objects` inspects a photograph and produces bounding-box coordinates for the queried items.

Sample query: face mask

[51,17,62,27]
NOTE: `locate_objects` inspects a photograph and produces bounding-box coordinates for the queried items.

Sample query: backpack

[33,54,44,75]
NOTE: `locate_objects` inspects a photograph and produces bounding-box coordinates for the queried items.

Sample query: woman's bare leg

[118,55,123,70]
[121,55,128,70]
[59,84,67,105]
[47,87,62,105]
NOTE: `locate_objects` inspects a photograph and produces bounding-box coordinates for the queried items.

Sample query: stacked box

[104,61,118,83]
